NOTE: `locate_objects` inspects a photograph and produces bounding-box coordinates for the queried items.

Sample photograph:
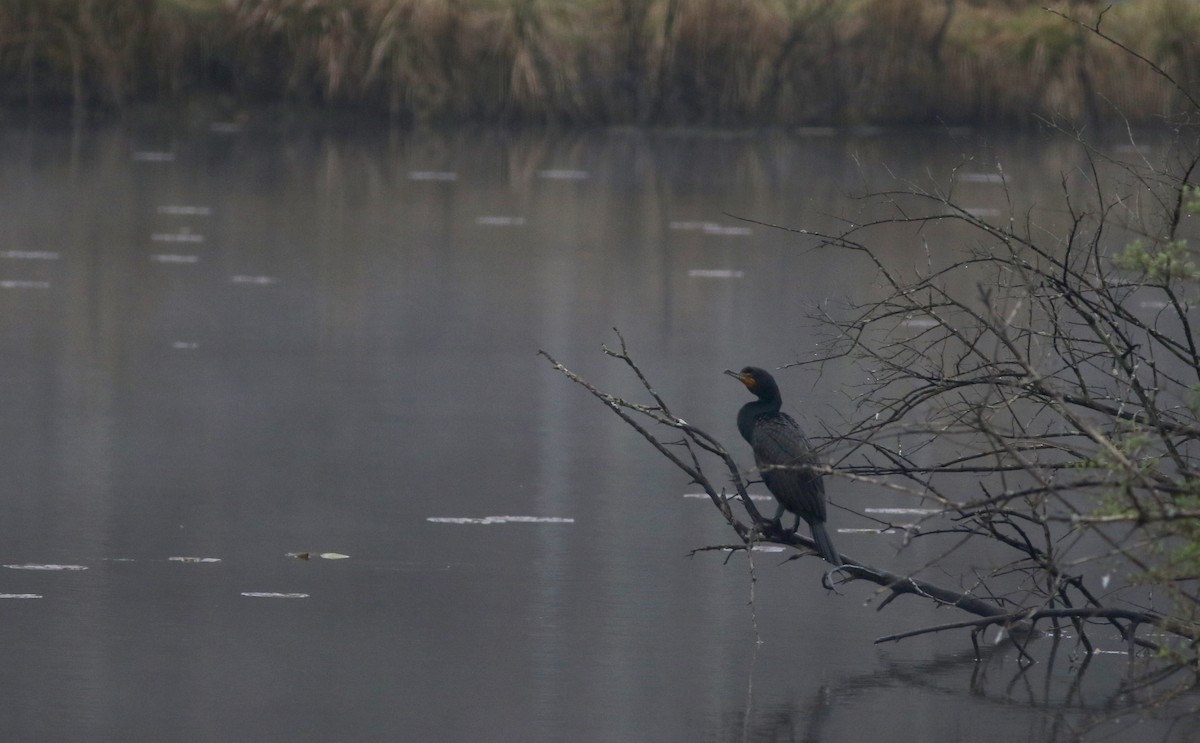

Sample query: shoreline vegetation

[1,0,1197,127]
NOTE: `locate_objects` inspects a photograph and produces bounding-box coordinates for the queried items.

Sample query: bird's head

[724,366,779,400]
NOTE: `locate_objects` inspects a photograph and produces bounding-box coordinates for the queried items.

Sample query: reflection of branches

[728,636,1197,742]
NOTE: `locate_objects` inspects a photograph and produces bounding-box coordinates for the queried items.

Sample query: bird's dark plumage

[726,366,842,567]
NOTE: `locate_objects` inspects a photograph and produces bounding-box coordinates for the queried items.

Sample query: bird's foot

[820,563,853,592]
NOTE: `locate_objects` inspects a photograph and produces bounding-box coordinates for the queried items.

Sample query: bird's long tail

[809,521,843,567]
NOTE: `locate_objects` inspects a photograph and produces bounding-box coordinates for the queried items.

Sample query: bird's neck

[736,396,781,443]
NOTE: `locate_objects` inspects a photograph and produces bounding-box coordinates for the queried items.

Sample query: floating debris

[427,516,574,525]
[151,229,204,243]
[701,224,752,236]
[688,269,744,279]
[132,151,176,162]
[0,250,59,260]
[151,254,200,264]
[0,594,42,599]
[285,552,350,561]
[475,216,526,226]
[230,275,279,285]
[683,492,771,501]
[169,556,222,563]
[839,527,903,534]
[4,564,87,571]
[157,205,213,216]
[668,221,751,235]
[0,280,50,289]
[537,169,590,180]
[241,592,309,598]
[408,171,457,181]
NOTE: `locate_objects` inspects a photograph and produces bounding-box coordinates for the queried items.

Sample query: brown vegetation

[0,0,1197,125]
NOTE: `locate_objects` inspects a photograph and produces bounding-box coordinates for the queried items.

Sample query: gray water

[0,122,1191,742]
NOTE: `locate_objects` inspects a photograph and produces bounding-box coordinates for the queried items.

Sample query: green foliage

[1185,184,1200,216]
[1112,238,1200,283]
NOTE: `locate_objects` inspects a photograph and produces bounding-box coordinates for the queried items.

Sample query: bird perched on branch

[725,366,842,567]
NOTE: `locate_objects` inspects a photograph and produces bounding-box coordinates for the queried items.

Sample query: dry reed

[0,0,1195,126]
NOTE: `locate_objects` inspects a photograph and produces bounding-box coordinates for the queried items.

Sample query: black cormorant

[725,366,842,567]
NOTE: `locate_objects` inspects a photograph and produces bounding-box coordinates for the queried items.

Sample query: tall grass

[0,0,1195,126]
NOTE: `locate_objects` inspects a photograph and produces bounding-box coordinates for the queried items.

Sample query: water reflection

[731,637,1193,743]
[0,122,1193,741]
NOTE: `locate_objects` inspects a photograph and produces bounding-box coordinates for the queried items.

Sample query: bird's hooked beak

[724,368,754,390]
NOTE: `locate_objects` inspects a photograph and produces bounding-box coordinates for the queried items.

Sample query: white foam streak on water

[0,594,42,599]
[230,275,279,285]
[169,557,222,563]
[537,169,590,180]
[687,269,744,278]
[151,229,204,243]
[0,250,59,260]
[0,280,50,289]
[864,507,942,515]
[157,206,213,216]
[132,151,175,162]
[427,516,574,525]
[240,592,309,599]
[3,564,87,571]
[408,171,457,181]
[668,221,751,235]
[476,216,526,226]
[701,224,751,236]
[151,255,200,264]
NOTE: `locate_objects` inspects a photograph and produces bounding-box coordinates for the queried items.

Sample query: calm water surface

[0,122,1192,741]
